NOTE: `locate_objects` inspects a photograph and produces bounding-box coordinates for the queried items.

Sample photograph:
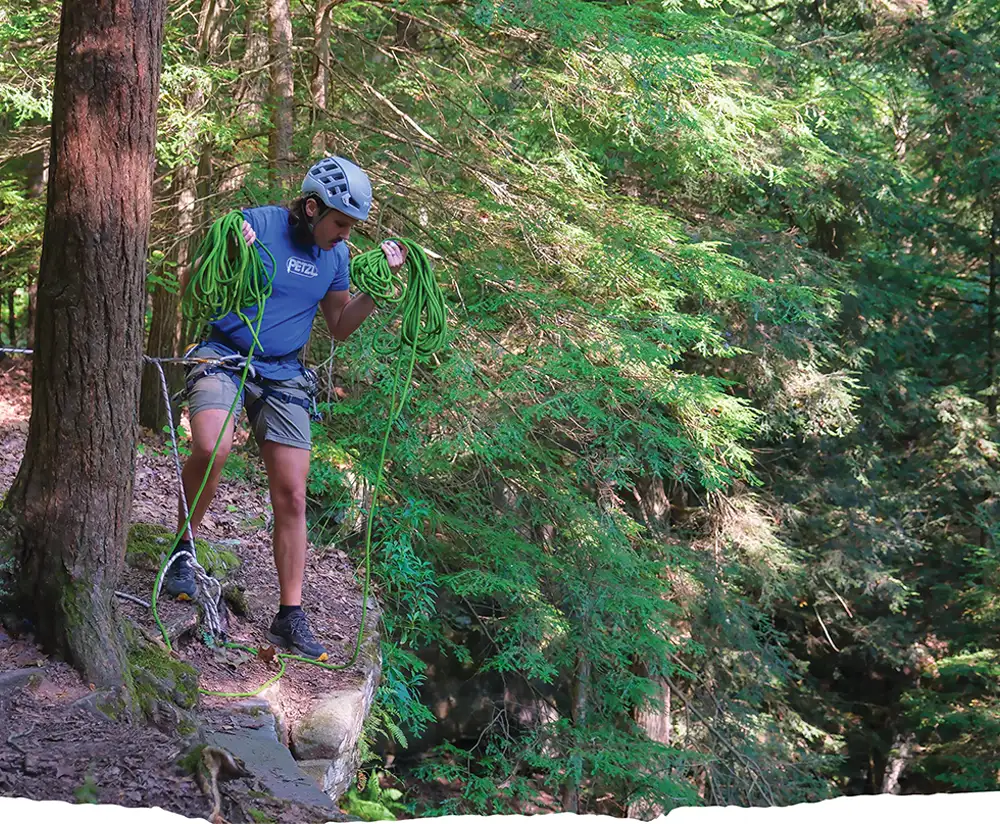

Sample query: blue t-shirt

[208,205,349,379]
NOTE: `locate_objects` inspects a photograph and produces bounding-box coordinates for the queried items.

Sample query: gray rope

[150,357,226,640]
[0,346,248,371]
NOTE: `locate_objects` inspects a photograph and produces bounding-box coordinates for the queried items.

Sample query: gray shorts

[185,344,314,450]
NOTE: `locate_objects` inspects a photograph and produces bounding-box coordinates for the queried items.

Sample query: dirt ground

[0,356,370,820]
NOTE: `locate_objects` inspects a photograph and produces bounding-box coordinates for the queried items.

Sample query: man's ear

[304,197,318,218]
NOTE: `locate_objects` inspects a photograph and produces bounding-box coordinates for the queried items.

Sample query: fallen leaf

[256,645,277,665]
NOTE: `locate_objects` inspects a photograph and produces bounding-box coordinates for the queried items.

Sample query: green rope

[181,211,274,352]
[149,221,448,698]
[151,211,273,651]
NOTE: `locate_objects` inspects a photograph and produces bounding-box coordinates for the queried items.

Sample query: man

[164,156,405,659]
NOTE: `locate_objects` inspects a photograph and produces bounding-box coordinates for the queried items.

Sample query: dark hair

[287,195,323,247]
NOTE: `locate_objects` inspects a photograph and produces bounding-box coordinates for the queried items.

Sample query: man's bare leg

[176,408,236,537]
[260,441,310,605]
[164,408,235,599]
[261,441,326,659]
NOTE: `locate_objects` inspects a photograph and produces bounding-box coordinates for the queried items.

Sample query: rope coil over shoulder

[150,210,448,698]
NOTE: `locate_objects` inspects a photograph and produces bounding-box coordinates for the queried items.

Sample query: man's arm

[321,241,406,340]
[320,289,376,342]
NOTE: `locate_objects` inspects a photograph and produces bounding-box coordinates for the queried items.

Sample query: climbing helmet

[301,156,372,221]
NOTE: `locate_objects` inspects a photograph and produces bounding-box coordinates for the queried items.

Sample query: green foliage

[73,771,100,805]
[5,0,1000,813]
[341,772,409,821]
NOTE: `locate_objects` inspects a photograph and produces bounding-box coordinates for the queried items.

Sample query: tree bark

[197,0,229,57]
[140,0,227,430]
[561,651,590,813]
[222,1,268,194]
[988,203,999,421]
[6,290,15,345]
[24,141,48,343]
[139,163,196,431]
[628,667,672,818]
[234,0,268,124]
[268,0,295,184]
[880,731,916,794]
[310,0,335,156]
[4,0,167,691]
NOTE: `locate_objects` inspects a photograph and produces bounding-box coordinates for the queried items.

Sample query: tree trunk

[25,280,36,344]
[310,0,335,156]
[27,141,49,198]
[268,0,294,184]
[394,11,420,49]
[6,290,15,345]
[24,141,48,343]
[140,0,226,431]
[4,0,166,691]
[880,732,916,794]
[222,1,268,194]
[198,0,229,56]
[628,666,672,819]
[988,203,999,421]
[561,651,590,813]
[139,163,196,431]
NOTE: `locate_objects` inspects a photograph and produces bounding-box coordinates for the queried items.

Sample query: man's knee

[271,482,307,521]
[188,411,234,465]
[190,437,232,466]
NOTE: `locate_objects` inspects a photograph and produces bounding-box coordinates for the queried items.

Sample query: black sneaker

[266,609,328,660]
[163,543,197,601]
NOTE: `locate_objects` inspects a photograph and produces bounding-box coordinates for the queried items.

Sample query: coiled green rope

[181,211,274,351]
[150,217,448,700]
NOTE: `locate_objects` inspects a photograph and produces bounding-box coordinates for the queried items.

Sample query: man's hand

[382,240,407,275]
[241,220,257,246]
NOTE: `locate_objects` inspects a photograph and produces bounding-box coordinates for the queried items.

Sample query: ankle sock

[278,604,303,619]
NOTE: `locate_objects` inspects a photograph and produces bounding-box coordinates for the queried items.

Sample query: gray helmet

[301,156,372,221]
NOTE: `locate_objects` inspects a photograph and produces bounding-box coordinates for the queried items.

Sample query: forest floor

[0,357,369,822]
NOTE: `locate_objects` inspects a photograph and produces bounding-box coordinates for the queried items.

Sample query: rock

[298,757,373,806]
[230,688,287,746]
[222,582,251,618]
[289,615,381,801]
[0,668,39,694]
[290,688,366,763]
[202,721,336,812]
[290,670,378,799]
[70,689,119,722]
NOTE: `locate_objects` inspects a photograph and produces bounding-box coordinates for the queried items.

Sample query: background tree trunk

[561,651,590,813]
[24,141,49,343]
[880,731,916,794]
[223,0,267,194]
[987,202,998,421]
[139,164,196,431]
[268,0,294,185]
[6,290,15,345]
[5,0,166,691]
[310,0,335,156]
[140,0,228,431]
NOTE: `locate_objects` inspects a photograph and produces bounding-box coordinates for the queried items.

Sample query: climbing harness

[146,210,448,698]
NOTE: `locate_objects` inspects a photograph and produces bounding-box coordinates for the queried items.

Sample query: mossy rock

[123,620,200,716]
[127,522,240,580]
[0,535,15,607]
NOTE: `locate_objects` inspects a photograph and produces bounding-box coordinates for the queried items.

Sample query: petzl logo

[287,257,319,278]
